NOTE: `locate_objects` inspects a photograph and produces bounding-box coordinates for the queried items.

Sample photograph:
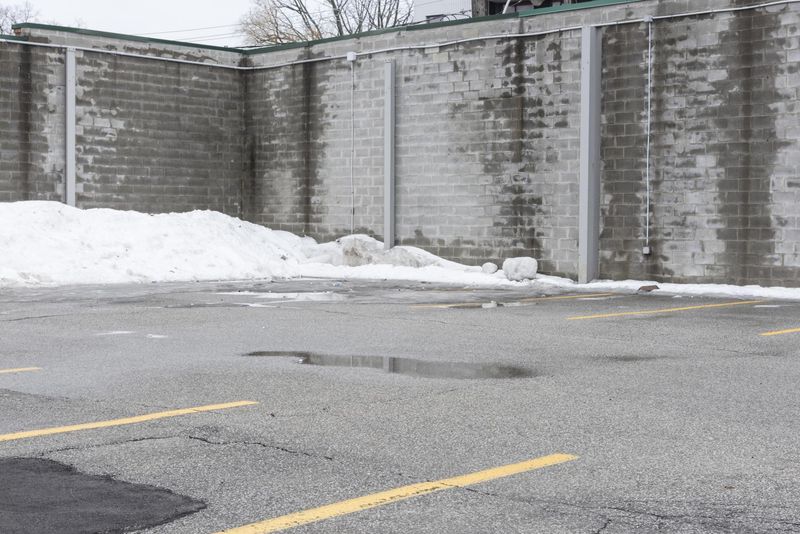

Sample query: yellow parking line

[215,453,577,534]
[413,292,617,309]
[0,400,258,443]
[760,326,800,337]
[0,367,41,375]
[567,300,763,321]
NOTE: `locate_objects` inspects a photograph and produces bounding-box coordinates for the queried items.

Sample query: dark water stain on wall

[301,61,315,229]
[18,46,33,199]
[495,173,544,255]
[478,37,547,263]
[600,25,646,279]
[706,6,789,284]
[241,64,257,220]
[249,52,332,235]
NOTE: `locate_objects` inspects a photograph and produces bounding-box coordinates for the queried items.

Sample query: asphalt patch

[0,457,205,534]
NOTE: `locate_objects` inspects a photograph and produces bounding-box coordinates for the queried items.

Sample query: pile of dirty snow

[0,202,507,287]
[2,201,800,301]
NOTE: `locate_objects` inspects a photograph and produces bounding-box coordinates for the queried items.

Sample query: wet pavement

[1,278,799,533]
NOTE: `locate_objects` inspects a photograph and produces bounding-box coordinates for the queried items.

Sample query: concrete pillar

[579,26,601,283]
[383,59,396,250]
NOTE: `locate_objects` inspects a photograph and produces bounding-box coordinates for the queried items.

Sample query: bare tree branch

[240,0,411,46]
[0,1,38,34]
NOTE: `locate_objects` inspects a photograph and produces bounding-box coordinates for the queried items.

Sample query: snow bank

[0,202,506,287]
[2,201,800,301]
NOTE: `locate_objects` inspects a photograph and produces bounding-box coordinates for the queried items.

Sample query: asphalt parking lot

[1,279,799,533]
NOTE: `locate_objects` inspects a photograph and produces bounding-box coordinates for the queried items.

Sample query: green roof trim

[11,22,242,53]
[0,34,27,42]
[518,0,644,18]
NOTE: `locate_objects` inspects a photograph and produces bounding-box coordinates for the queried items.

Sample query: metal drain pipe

[347,51,357,234]
[643,15,654,256]
[383,59,396,250]
[65,47,76,207]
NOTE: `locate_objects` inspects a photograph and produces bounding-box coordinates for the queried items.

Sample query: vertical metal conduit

[383,59,396,250]
[350,60,356,234]
[65,47,76,207]
[643,16,654,254]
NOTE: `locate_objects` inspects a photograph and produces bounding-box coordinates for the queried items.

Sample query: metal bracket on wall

[65,47,76,207]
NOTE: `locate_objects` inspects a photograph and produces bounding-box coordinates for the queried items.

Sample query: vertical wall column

[65,47,76,207]
[579,26,601,283]
[383,59,396,250]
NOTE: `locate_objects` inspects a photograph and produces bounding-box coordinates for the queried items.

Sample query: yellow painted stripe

[567,300,763,321]
[216,453,577,534]
[0,400,258,443]
[760,326,800,337]
[0,367,41,375]
[413,292,617,309]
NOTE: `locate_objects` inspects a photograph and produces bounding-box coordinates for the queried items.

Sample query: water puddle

[245,351,534,379]
[217,291,345,302]
[94,330,135,336]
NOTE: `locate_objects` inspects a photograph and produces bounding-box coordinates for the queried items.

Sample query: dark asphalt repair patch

[0,458,205,534]
[245,351,536,379]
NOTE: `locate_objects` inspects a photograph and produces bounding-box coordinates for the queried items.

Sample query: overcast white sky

[26,0,255,47]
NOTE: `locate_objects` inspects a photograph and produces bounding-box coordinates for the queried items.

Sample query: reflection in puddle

[245,351,534,379]
[218,292,345,302]
[94,330,135,336]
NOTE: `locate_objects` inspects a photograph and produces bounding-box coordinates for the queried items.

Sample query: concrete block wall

[246,15,586,275]
[246,58,383,242]
[0,29,246,215]
[74,51,244,213]
[4,0,800,286]
[392,31,582,275]
[599,0,800,286]
[0,43,65,202]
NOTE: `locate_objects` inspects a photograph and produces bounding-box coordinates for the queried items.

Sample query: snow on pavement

[2,201,800,301]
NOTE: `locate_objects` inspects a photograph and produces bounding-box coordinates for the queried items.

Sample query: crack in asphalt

[430,489,800,532]
[35,433,335,463]
[591,517,612,534]
[37,435,181,456]
[28,434,800,532]
[2,313,74,322]
[185,435,334,461]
